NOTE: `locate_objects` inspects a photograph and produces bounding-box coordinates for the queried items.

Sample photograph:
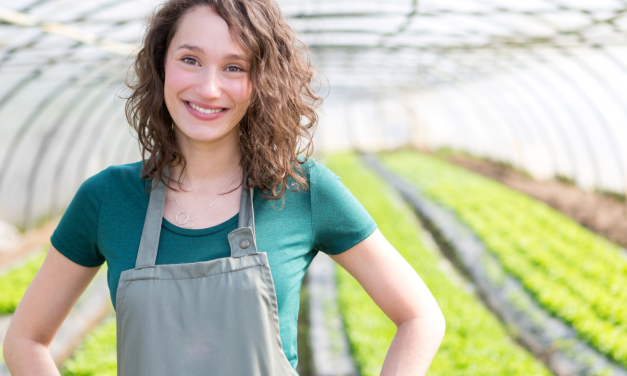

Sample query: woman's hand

[330,229,446,376]
[3,244,100,375]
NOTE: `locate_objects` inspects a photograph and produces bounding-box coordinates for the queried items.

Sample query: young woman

[3,0,445,375]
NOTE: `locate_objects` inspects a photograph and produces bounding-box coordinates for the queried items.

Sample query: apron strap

[135,165,168,269]
[229,170,258,258]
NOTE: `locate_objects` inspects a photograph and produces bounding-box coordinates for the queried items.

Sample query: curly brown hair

[124,0,322,199]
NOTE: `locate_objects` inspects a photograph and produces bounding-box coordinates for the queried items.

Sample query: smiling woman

[3,0,445,375]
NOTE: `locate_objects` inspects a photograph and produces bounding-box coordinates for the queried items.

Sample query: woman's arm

[3,244,101,375]
[330,229,445,376]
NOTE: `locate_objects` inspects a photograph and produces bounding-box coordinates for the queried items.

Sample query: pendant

[175,211,195,228]
[176,211,190,226]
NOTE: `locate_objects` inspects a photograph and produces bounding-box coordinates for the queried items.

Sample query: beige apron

[116,169,298,376]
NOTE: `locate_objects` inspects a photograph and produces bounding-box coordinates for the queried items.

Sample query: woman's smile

[184,100,229,121]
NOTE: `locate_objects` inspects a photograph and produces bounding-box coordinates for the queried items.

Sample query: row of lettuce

[377,150,627,368]
[61,316,117,376]
[0,250,46,314]
[0,248,114,375]
[327,153,552,376]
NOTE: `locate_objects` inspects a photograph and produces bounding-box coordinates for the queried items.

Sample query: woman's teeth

[188,102,225,114]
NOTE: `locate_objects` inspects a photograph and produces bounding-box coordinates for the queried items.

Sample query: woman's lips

[184,100,229,121]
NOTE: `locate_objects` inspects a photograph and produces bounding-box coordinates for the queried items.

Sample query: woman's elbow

[405,297,446,344]
[431,304,446,343]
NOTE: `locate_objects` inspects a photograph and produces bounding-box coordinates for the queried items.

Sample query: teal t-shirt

[50,156,377,370]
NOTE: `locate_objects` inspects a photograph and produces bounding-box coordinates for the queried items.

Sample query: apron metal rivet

[240,239,250,249]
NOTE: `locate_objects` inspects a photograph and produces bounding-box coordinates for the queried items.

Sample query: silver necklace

[170,167,241,228]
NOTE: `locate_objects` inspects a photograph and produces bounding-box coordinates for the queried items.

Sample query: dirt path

[443,154,627,250]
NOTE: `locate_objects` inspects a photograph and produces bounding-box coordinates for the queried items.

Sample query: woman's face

[164,6,252,145]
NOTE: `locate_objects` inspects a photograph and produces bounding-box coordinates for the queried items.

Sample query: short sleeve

[50,168,108,267]
[310,159,377,255]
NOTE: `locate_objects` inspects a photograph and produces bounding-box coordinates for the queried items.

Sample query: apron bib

[115,169,297,376]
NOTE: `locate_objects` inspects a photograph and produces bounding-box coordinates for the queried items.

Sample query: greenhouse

[1,0,626,375]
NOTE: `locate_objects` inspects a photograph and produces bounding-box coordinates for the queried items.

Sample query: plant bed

[60,314,117,376]
[326,153,551,376]
[365,152,627,376]
[377,149,627,370]
[0,248,46,314]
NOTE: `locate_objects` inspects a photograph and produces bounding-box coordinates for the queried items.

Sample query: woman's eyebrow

[175,45,246,62]
[224,53,247,61]
[177,44,204,54]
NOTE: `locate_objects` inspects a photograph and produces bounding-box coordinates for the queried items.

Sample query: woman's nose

[195,68,222,99]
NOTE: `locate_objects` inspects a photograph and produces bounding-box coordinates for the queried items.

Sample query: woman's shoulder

[78,160,147,200]
[295,155,334,183]
[105,160,146,181]
[295,155,343,192]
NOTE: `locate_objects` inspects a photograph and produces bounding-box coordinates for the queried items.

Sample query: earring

[171,122,174,131]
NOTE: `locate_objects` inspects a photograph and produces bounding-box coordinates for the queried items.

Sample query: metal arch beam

[104,118,134,166]
[527,48,626,192]
[0,0,136,68]
[425,70,525,163]
[397,81,478,154]
[285,6,616,20]
[446,46,592,186]
[505,55,603,188]
[459,63,562,176]
[71,103,127,199]
[471,45,604,188]
[0,73,84,192]
[122,130,139,166]
[47,78,125,217]
[382,44,598,184]
[0,4,137,57]
[406,68,481,153]
[558,47,627,195]
[424,50,552,170]
[0,56,123,192]
[0,13,139,195]
[0,68,43,109]
[18,0,54,13]
[22,70,121,227]
[377,0,419,47]
[456,69,555,169]
[497,61,581,183]
[449,75,530,167]
[0,16,135,115]
[412,76,492,158]
[405,10,614,188]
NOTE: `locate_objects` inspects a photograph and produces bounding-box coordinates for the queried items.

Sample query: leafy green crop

[327,153,551,376]
[380,149,627,367]
[61,315,117,376]
[0,248,47,313]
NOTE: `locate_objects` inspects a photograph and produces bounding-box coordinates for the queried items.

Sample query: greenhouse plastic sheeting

[1,0,627,227]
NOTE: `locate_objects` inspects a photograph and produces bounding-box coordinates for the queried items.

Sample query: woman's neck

[169,129,242,191]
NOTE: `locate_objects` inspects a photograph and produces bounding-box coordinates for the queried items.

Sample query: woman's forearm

[380,314,446,376]
[3,338,61,376]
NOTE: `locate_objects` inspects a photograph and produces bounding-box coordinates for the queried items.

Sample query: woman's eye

[226,66,243,72]
[182,57,199,66]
